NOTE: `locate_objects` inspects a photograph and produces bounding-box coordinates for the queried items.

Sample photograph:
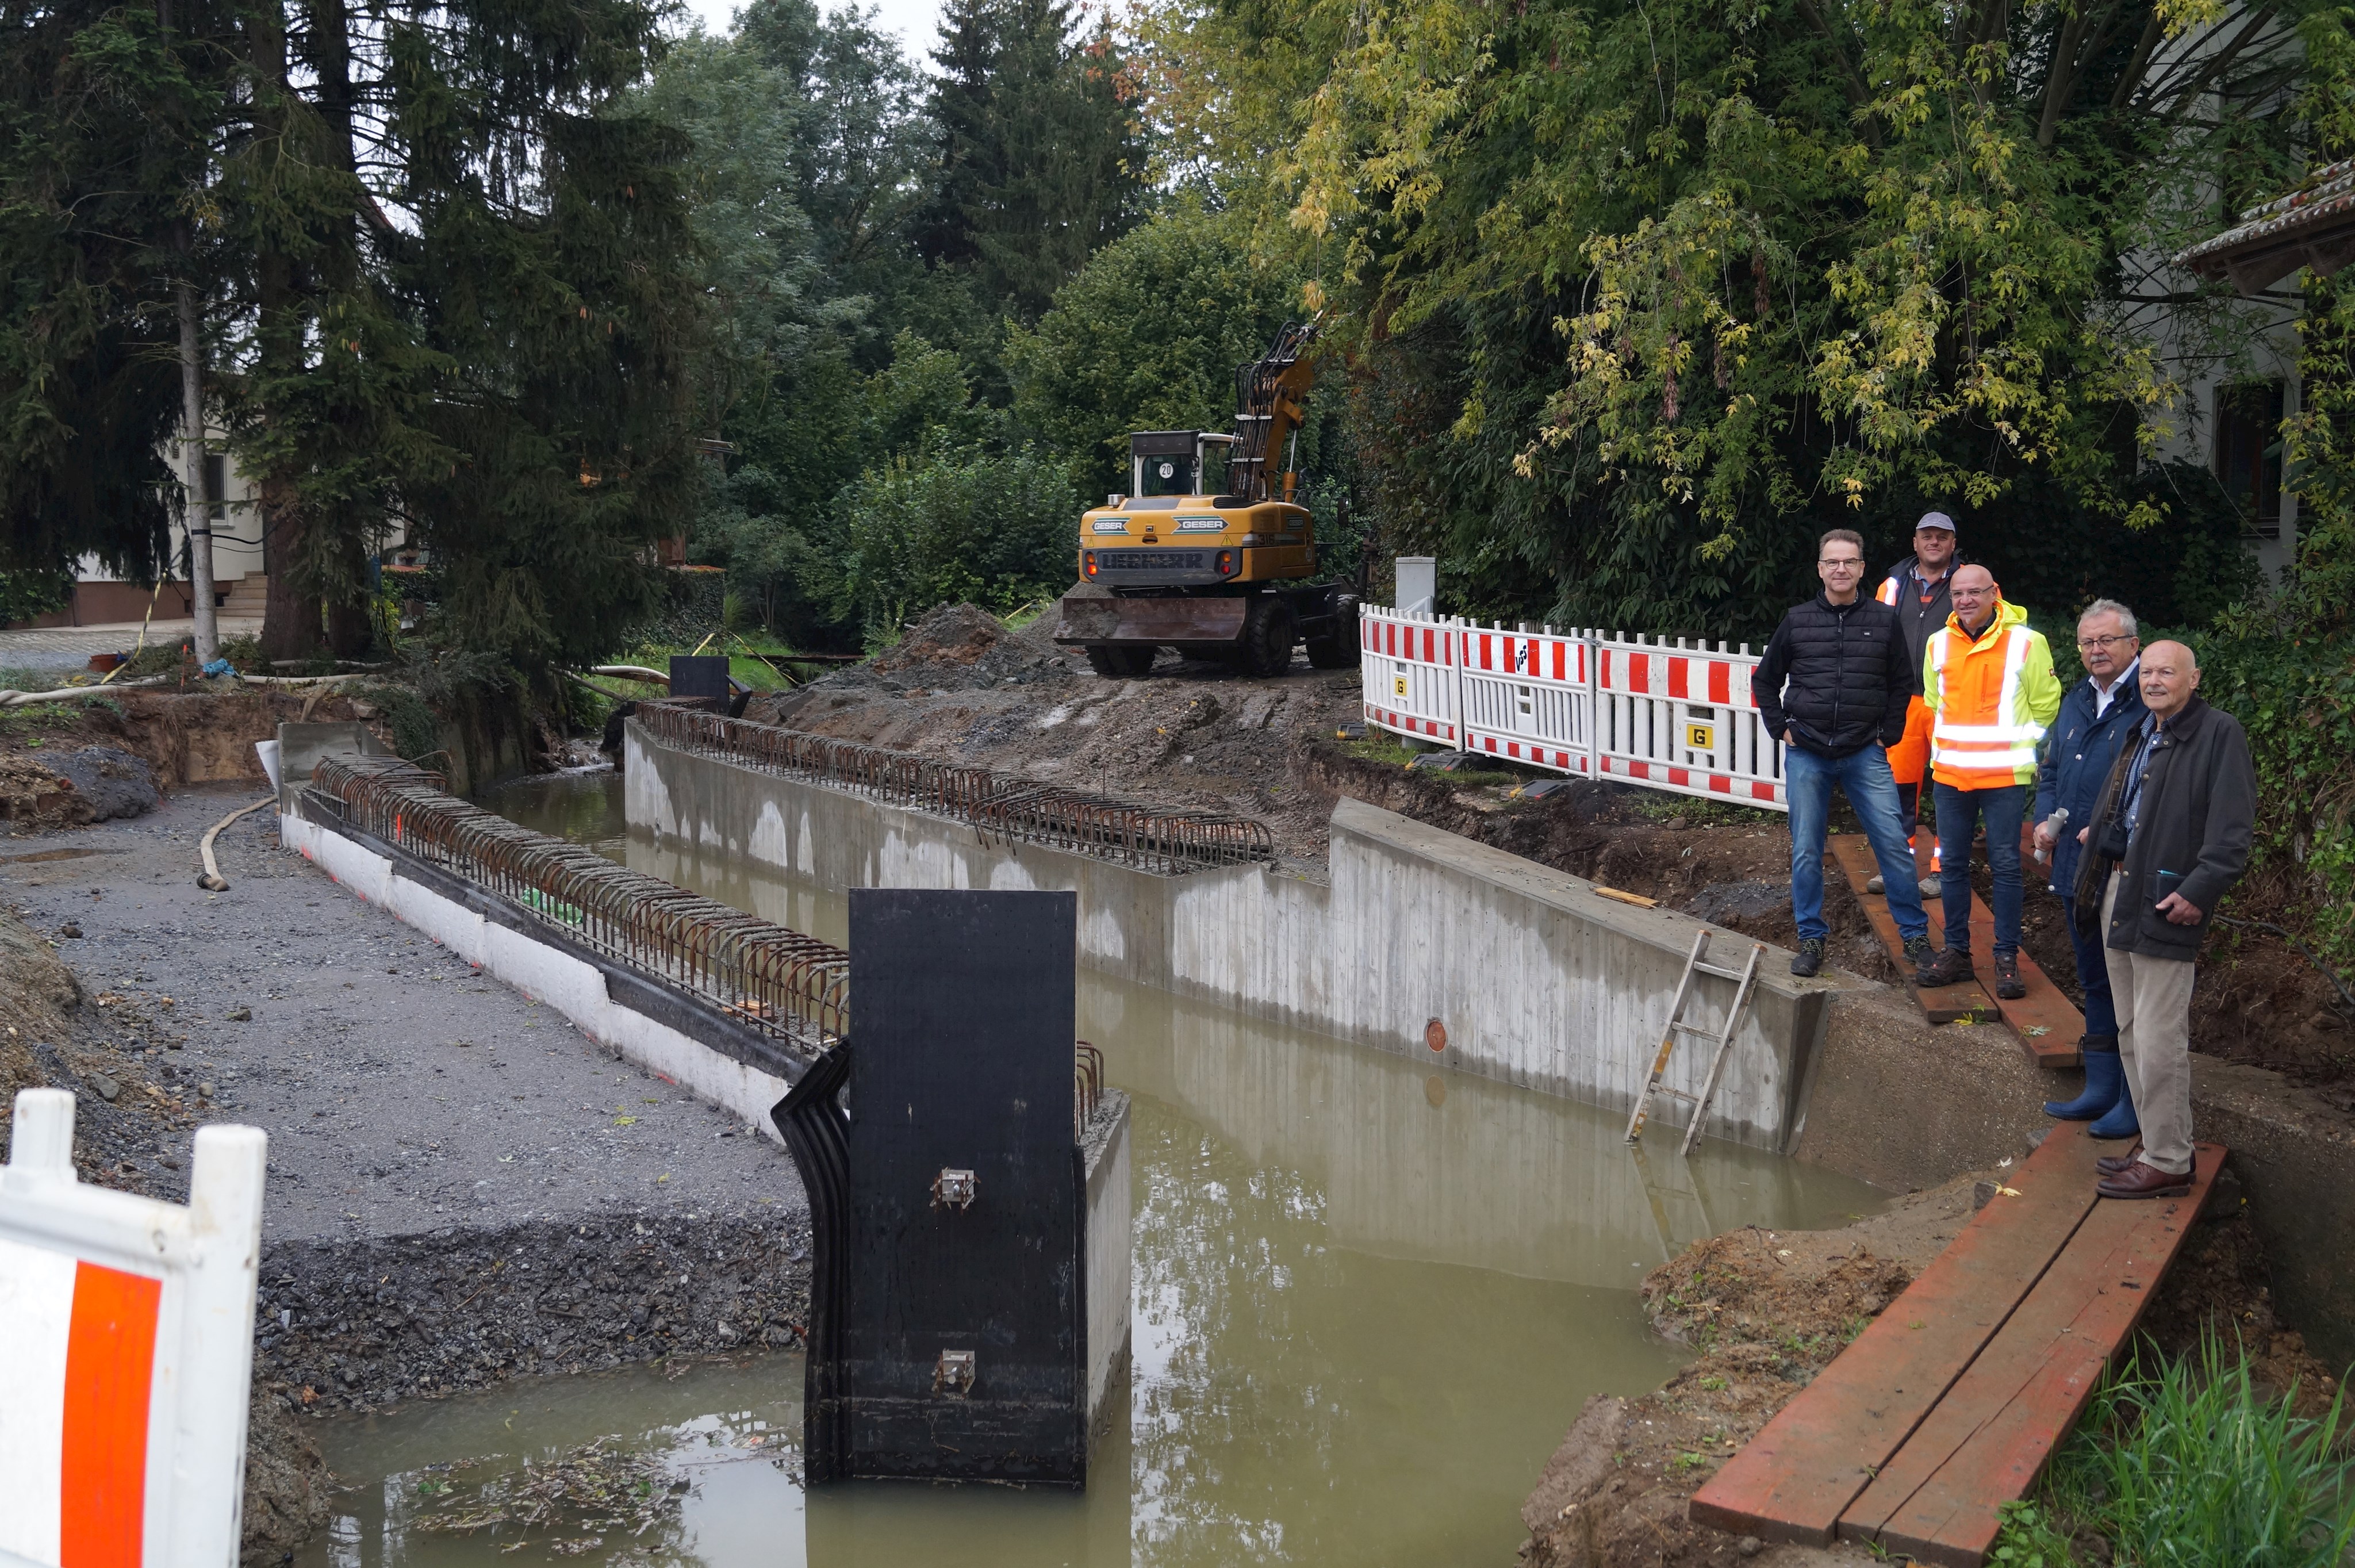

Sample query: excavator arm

[1227,317,1320,503]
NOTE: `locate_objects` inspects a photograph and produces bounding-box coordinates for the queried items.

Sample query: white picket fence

[1359,605,1788,810]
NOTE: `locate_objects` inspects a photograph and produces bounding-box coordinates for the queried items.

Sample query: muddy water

[303,770,1880,1567]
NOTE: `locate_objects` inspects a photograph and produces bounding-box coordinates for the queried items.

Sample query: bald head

[2140,639,2201,721]
[1950,565,1999,635]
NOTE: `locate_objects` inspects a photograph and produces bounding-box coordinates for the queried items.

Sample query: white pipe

[0,677,171,707]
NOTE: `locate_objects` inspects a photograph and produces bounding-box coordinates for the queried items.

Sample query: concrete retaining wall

[626,721,1836,1149]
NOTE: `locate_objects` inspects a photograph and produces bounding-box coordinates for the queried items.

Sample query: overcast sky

[675,0,945,63]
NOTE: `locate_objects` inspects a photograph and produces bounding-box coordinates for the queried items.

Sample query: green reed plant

[1993,1329,2355,1566]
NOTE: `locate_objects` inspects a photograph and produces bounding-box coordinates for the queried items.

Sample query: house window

[2213,381,2283,536]
[202,453,228,524]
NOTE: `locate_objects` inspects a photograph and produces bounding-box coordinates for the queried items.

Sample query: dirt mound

[0,754,93,831]
[1644,1231,1915,1357]
[49,746,159,821]
[872,602,1008,672]
[865,602,1073,692]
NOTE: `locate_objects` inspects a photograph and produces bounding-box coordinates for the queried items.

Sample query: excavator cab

[1128,431,1233,500]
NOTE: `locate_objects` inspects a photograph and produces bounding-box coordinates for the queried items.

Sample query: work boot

[1866,874,1885,894]
[1902,934,1934,971]
[1917,875,1942,899]
[1916,947,1975,988]
[2097,1161,2192,1201]
[1790,937,1825,978]
[2096,1141,2145,1175]
[2044,1038,2121,1120]
[1993,952,2027,1000]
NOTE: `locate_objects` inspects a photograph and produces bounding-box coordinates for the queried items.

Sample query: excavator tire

[1304,609,1360,669]
[1237,599,1296,678]
[1083,643,1156,678]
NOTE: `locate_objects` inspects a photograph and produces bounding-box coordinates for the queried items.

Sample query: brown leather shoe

[2096,1143,2144,1175]
[2097,1160,2192,1200]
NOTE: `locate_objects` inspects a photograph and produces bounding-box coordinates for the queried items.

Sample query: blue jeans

[1933,781,2024,958]
[2059,895,2119,1038]
[1785,745,1928,944]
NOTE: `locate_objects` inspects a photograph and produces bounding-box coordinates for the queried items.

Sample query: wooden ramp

[1690,1125,2222,1566]
[1827,834,2084,1068]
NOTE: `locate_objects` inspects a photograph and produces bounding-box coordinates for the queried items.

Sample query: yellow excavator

[1051,319,1361,678]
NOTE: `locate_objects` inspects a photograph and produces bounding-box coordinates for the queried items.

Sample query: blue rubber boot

[2088,1063,2141,1141]
[2043,1037,2121,1120]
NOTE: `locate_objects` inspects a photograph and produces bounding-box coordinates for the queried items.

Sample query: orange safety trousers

[1884,695,1941,871]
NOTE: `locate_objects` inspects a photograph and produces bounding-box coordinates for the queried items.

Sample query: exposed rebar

[310,756,849,1056]
[632,702,1277,875]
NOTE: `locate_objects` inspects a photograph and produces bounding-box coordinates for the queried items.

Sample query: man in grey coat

[2069,641,2256,1199]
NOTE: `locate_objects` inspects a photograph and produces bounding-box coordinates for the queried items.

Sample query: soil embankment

[1,786,811,1563]
[1518,1147,2339,1567]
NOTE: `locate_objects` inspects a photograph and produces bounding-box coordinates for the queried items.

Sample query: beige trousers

[2100,871,2197,1175]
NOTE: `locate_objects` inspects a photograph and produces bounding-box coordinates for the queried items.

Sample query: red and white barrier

[1359,607,1788,809]
[1,1090,266,1568]
[1360,608,1463,745]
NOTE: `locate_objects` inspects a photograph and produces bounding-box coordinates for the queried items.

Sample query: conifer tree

[915,0,1145,321]
[0,0,222,588]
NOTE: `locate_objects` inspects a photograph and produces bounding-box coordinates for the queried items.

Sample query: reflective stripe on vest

[1931,623,2044,775]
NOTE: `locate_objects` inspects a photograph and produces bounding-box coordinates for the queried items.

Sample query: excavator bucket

[1052,595,1249,649]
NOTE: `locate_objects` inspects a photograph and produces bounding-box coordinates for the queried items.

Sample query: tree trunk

[325,530,373,657]
[178,272,217,665]
[259,477,324,661]
[247,0,324,664]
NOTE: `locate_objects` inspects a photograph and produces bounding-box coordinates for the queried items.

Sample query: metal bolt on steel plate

[934,1349,976,1396]
[931,1168,977,1211]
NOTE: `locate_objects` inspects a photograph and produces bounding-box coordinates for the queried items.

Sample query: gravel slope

[1,783,812,1427]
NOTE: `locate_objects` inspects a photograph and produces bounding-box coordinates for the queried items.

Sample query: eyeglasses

[1819,557,1863,568]
[2076,634,2135,650]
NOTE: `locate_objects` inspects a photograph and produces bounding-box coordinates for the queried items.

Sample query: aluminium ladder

[1624,931,1767,1155]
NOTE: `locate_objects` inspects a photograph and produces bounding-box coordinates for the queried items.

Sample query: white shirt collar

[2090,656,2139,716]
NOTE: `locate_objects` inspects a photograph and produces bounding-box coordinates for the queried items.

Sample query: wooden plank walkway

[1689,1125,2222,1563]
[1827,833,2084,1068]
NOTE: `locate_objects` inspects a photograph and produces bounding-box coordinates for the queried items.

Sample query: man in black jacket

[2070,641,2255,1199]
[1755,529,1934,978]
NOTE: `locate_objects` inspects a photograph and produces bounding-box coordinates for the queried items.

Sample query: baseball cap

[1915,511,1957,532]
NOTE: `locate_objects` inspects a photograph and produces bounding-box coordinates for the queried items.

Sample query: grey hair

[2078,598,2138,638]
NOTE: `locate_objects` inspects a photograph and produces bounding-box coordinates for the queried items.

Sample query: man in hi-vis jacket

[1915,566,2061,999]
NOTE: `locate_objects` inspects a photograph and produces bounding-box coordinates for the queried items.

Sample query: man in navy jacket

[2030,599,2145,1136]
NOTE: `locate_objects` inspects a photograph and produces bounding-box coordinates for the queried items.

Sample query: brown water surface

[298,770,1880,1568]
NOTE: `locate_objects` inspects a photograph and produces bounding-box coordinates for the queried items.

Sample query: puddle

[301,771,1888,1565]
[0,845,105,864]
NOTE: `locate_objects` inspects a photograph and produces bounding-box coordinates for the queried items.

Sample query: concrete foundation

[626,719,1836,1150]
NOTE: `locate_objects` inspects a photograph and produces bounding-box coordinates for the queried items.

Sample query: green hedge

[2184,630,2355,966]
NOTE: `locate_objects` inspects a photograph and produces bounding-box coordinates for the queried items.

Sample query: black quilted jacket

[1754,593,1915,759]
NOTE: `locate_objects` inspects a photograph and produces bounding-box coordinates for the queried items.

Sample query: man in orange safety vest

[1915,565,2061,999]
[1873,511,1959,898]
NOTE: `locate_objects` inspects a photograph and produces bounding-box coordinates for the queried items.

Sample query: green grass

[1992,1332,2355,1567]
